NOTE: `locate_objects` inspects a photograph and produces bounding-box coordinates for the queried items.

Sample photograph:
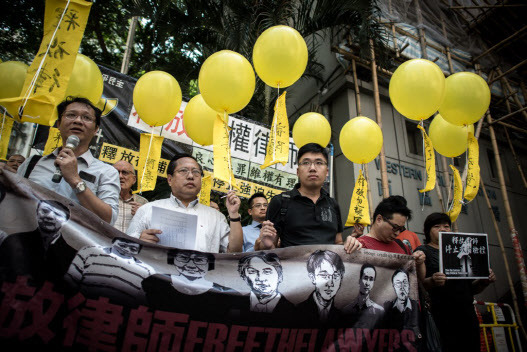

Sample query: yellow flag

[464,133,480,202]
[447,165,463,223]
[0,0,92,126]
[345,169,371,226]
[213,114,239,190]
[43,127,63,155]
[0,117,14,160]
[135,133,164,193]
[417,124,436,193]
[261,91,289,169]
[199,175,213,206]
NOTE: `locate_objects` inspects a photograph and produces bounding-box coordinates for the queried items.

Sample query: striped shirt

[114,194,149,233]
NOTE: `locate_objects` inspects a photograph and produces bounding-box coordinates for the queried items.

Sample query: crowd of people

[0,96,497,350]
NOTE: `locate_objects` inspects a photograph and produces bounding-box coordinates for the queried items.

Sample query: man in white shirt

[127,153,243,253]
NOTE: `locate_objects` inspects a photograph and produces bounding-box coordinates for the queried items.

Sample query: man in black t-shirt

[254,143,361,251]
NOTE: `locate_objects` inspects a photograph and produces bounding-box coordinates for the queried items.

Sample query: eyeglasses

[393,280,409,289]
[62,112,96,124]
[316,272,342,281]
[251,203,268,209]
[383,216,406,233]
[175,168,202,177]
[175,254,208,265]
[118,170,134,177]
[298,160,328,168]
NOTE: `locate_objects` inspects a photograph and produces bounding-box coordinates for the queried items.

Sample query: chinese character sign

[417,124,436,193]
[439,232,490,279]
[345,169,371,226]
[43,127,63,155]
[135,134,164,193]
[464,133,480,202]
[213,115,239,191]
[0,117,14,160]
[447,165,463,223]
[261,92,289,169]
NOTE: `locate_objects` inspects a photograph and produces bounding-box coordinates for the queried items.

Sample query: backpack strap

[23,155,42,178]
[275,191,291,236]
[394,238,412,255]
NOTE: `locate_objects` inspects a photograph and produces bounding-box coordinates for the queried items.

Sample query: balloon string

[0,109,6,149]
[419,120,426,211]
[272,84,280,162]
[138,126,155,194]
[19,0,72,119]
[446,169,455,213]
[224,110,232,191]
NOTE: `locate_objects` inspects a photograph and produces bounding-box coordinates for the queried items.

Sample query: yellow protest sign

[0,0,92,126]
[43,127,63,155]
[199,175,213,206]
[0,117,14,160]
[261,92,289,169]
[447,165,463,223]
[464,133,480,202]
[417,124,436,193]
[345,169,371,226]
[135,133,164,193]
[213,114,239,190]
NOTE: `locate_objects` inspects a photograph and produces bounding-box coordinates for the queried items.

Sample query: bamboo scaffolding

[488,106,527,125]
[472,25,527,63]
[520,82,527,103]
[489,59,527,84]
[450,4,527,10]
[496,121,527,134]
[388,0,400,58]
[333,47,394,77]
[479,180,527,340]
[369,38,390,198]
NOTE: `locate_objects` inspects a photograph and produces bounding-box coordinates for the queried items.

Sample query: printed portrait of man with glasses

[142,248,241,320]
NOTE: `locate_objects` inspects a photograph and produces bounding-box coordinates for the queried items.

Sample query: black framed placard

[439,232,490,279]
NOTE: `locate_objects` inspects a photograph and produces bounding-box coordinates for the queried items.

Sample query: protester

[345,196,426,281]
[242,192,268,252]
[6,154,25,172]
[15,96,120,224]
[255,143,361,252]
[416,212,496,351]
[112,160,148,232]
[127,153,243,253]
[397,229,422,253]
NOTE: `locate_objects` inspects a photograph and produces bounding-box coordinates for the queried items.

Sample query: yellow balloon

[198,50,255,114]
[339,116,383,164]
[253,25,308,88]
[183,94,218,146]
[0,61,28,100]
[389,59,445,121]
[292,112,331,148]
[133,71,182,126]
[65,54,104,104]
[429,114,474,157]
[439,72,490,126]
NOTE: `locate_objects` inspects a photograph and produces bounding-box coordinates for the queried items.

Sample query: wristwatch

[74,180,87,194]
[228,216,241,222]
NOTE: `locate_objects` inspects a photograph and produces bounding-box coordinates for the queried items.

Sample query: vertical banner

[199,175,213,206]
[135,133,164,193]
[0,117,14,160]
[447,165,463,223]
[261,92,289,169]
[43,127,62,155]
[417,124,436,193]
[213,114,239,190]
[464,133,480,202]
[0,0,92,126]
[345,169,371,226]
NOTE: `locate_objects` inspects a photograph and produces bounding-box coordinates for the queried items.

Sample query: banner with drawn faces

[0,172,421,351]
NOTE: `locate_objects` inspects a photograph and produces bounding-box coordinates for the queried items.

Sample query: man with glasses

[127,153,243,253]
[351,196,426,281]
[113,160,148,232]
[16,96,120,224]
[255,143,361,251]
[242,192,268,252]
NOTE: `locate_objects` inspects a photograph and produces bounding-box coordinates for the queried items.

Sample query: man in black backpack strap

[254,143,361,251]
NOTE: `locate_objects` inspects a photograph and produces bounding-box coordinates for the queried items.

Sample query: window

[406,121,423,156]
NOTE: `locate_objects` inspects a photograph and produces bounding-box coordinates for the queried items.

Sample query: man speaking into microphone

[17,97,120,225]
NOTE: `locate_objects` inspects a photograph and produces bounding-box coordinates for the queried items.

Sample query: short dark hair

[392,268,409,283]
[248,192,267,208]
[112,237,142,251]
[57,96,102,126]
[167,248,215,271]
[306,250,345,276]
[166,153,203,177]
[238,252,283,283]
[373,195,412,222]
[423,212,452,243]
[297,143,329,163]
[38,200,71,221]
[360,263,377,280]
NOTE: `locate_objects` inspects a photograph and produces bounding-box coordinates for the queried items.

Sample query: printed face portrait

[392,271,409,303]
[244,257,280,296]
[359,267,376,296]
[37,202,68,233]
[167,157,202,200]
[311,259,342,302]
[112,239,141,257]
[173,251,209,280]
[296,152,328,189]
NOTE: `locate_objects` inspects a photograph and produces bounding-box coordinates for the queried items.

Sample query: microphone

[52,135,80,183]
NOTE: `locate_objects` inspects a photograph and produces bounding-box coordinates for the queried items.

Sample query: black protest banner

[0,172,421,351]
[439,232,490,279]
